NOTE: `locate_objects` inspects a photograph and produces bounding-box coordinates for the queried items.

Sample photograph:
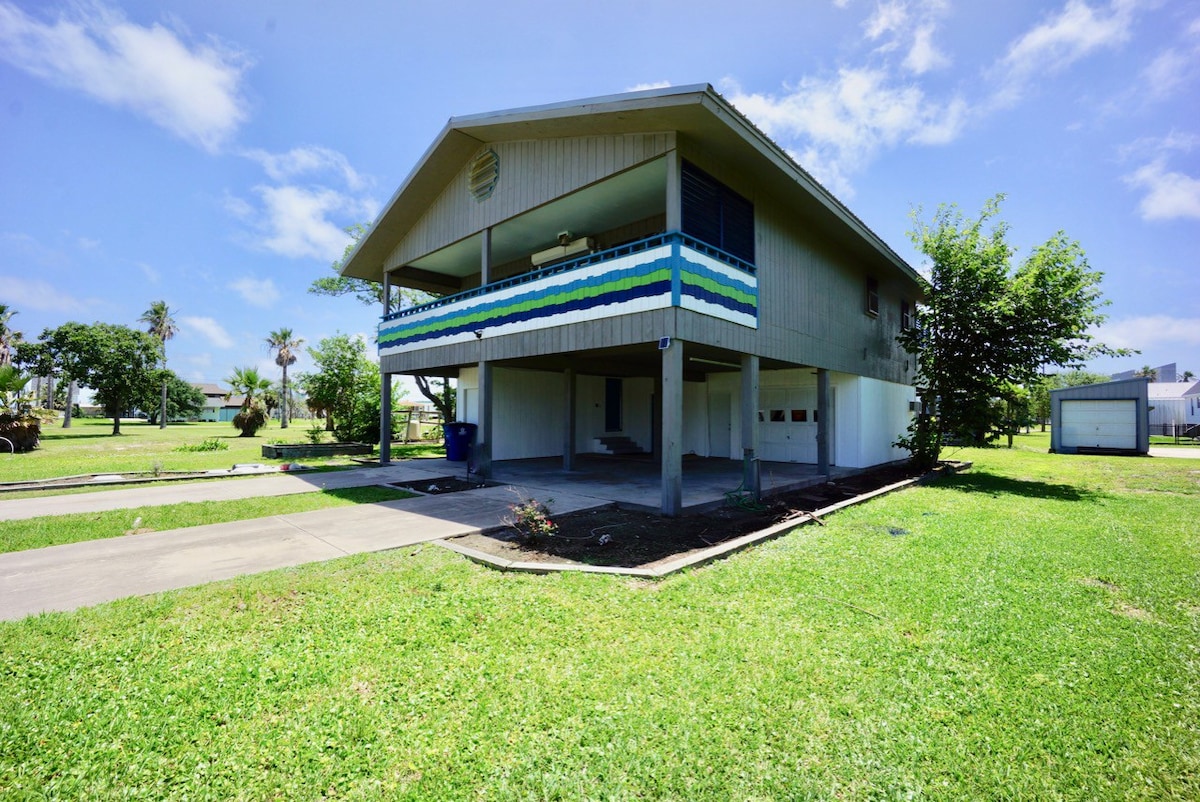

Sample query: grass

[0,485,416,554]
[0,418,446,484]
[1,444,1197,798]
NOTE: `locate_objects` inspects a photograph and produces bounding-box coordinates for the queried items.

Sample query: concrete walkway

[0,463,465,521]
[1149,446,1200,459]
[0,482,605,621]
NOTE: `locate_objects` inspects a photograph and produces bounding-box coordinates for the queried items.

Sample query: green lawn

[1,445,1197,799]
[0,485,416,554]
[0,418,445,484]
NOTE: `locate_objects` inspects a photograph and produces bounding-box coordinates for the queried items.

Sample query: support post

[380,372,392,464]
[563,368,576,471]
[480,227,492,285]
[817,367,831,478]
[665,150,682,233]
[475,360,493,480]
[661,339,683,516]
[740,354,760,497]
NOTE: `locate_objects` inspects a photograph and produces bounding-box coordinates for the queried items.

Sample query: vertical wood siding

[388,133,674,269]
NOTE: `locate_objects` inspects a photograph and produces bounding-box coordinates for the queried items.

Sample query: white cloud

[251,184,375,260]
[136,262,160,284]
[993,0,1141,107]
[230,277,280,308]
[241,146,367,192]
[181,315,234,349]
[1098,315,1200,351]
[904,24,950,74]
[723,71,967,196]
[0,1,251,152]
[0,276,92,313]
[864,1,908,41]
[1124,159,1200,221]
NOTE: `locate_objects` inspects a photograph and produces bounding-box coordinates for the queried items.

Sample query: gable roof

[341,84,919,287]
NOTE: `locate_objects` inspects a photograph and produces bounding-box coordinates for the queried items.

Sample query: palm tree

[0,304,20,368]
[139,301,178,429]
[1134,365,1157,382]
[224,366,272,437]
[1183,370,1196,383]
[265,327,304,429]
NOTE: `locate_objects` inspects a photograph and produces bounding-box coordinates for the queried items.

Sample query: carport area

[410,453,858,514]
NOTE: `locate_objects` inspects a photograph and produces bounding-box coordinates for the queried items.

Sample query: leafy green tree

[299,333,399,443]
[139,301,178,430]
[132,370,206,424]
[224,366,272,437]
[307,224,451,422]
[898,195,1128,469]
[49,323,161,435]
[265,327,303,429]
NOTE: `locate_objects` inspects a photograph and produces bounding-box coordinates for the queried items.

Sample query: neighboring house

[1049,377,1150,455]
[1112,362,1177,383]
[1148,381,1200,433]
[339,85,924,514]
[193,383,244,423]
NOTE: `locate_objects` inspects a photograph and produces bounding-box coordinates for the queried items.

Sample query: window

[791,409,807,422]
[901,300,911,329]
[681,161,755,263]
[865,277,879,317]
[769,409,785,422]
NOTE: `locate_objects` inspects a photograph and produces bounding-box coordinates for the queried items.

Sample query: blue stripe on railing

[381,231,755,323]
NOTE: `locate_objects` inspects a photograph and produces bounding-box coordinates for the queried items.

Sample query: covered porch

[406,453,858,515]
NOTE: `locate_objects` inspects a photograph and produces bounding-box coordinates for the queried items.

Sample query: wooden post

[380,372,392,464]
[741,354,760,496]
[475,361,493,479]
[661,339,683,516]
[563,368,576,471]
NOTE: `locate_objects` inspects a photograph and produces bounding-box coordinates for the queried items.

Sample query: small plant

[505,497,557,543]
[306,424,326,445]
[149,461,164,477]
[175,437,229,453]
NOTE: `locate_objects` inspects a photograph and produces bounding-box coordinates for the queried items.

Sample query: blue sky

[1,0,1197,395]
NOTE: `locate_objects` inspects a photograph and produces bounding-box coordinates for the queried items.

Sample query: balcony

[379,232,757,356]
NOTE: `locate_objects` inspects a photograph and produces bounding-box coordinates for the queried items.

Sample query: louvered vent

[467,149,499,201]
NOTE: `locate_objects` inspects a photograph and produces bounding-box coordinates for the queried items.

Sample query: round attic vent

[467,149,499,202]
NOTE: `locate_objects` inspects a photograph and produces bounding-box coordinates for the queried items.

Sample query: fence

[1148,423,1200,444]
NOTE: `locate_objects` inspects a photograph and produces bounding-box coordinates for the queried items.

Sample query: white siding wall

[832,374,913,468]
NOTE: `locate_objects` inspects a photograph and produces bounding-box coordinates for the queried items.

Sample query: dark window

[769,409,785,422]
[791,409,807,422]
[901,300,911,329]
[866,277,879,317]
[812,409,819,422]
[681,161,755,263]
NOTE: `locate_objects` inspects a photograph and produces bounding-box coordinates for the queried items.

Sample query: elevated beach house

[339,85,923,514]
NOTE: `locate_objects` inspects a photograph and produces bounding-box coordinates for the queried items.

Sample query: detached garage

[1050,377,1149,455]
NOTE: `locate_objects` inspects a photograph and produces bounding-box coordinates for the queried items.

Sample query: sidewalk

[0,482,606,621]
[0,463,461,521]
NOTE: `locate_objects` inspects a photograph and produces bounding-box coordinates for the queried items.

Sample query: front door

[605,378,623,432]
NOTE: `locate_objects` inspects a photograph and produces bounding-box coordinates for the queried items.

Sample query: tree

[898,196,1128,470]
[0,304,21,367]
[265,327,303,429]
[1183,370,1196,383]
[224,366,272,436]
[132,371,206,424]
[298,333,399,443]
[139,301,178,430]
[307,224,453,421]
[50,322,161,435]
[1135,365,1157,382]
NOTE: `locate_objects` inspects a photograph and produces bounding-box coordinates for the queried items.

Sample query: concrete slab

[1149,447,1200,459]
[0,484,606,620]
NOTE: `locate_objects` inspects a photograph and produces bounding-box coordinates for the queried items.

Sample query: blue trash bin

[443,422,477,462]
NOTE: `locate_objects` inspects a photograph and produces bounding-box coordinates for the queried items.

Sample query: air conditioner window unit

[531,236,594,267]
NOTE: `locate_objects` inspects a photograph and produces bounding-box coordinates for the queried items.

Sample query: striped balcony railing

[378,232,757,356]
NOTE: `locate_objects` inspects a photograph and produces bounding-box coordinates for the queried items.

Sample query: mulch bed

[450,462,924,569]
[389,477,489,495]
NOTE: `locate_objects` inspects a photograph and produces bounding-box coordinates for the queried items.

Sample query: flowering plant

[506,497,557,542]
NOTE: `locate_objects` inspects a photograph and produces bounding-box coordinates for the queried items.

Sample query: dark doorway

[605,378,623,432]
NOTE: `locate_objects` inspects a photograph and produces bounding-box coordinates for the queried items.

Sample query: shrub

[506,497,557,543]
[305,424,326,445]
[232,401,268,437]
[175,438,229,453]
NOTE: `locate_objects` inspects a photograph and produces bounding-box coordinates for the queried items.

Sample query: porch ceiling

[406,159,667,279]
[405,342,802,382]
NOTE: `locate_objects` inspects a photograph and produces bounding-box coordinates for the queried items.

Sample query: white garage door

[1061,400,1137,450]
